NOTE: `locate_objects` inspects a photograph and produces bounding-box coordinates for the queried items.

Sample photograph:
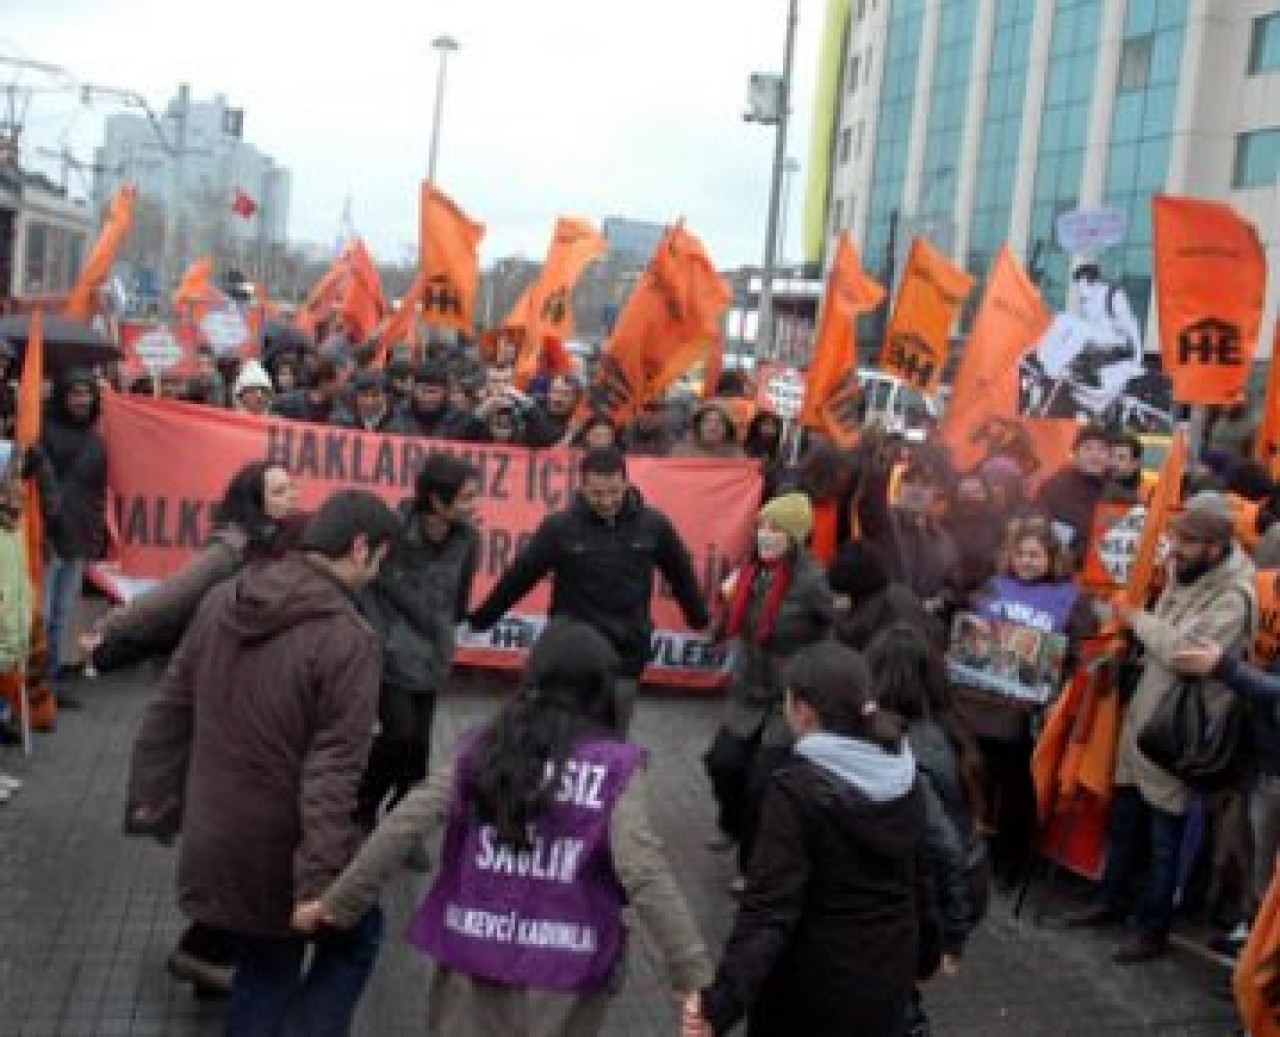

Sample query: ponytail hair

[785,641,906,751]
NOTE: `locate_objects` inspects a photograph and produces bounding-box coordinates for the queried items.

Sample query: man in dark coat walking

[127,490,400,1037]
[468,446,710,731]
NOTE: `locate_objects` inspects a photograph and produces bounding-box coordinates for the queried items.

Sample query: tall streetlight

[427,35,460,184]
[744,0,799,361]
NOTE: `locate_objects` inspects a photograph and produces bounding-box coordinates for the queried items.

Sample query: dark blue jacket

[1214,655,1280,776]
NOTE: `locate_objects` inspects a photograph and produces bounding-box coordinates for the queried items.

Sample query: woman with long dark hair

[298,619,711,1036]
[865,624,991,1035]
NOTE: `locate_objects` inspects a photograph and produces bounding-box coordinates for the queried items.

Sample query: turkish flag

[231,188,258,219]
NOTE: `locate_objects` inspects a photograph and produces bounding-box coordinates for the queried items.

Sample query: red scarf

[723,557,793,644]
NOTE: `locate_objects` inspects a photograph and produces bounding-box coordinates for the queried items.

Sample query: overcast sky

[5,0,824,270]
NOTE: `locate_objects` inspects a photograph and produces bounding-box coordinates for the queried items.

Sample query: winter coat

[700,736,939,1037]
[909,719,988,955]
[834,581,945,653]
[41,376,107,559]
[858,462,959,607]
[92,514,309,672]
[329,405,411,435]
[320,744,712,1037]
[1212,654,1280,777]
[469,488,710,678]
[127,553,382,937]
[93,525,247,671]
[1116,545,1256,814]
[401,402,486,442]
[1035,465,1108,560]
[523,405,574,449]
[273,389,336,425]
[362,504,478,697]
[722,552,834,746]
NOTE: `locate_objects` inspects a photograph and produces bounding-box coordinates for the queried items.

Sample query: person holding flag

[1070,493,1256,963]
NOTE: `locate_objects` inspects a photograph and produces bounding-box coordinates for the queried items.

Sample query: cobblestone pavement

[0,664,1242,1036]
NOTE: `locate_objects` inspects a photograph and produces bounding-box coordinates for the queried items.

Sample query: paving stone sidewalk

[0,665,1241,1035]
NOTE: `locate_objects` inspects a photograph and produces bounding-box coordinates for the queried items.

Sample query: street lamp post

[427,35,460,185]
[748,0,799,362]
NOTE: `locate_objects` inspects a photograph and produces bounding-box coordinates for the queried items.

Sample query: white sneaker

[0,774,20,793]
[0,785,10,803]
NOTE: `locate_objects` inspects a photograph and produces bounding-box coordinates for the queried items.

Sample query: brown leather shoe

[1112,934,1168,963]
[1064,904,1124,928]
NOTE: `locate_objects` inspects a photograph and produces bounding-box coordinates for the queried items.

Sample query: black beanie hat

[827,539,890,601]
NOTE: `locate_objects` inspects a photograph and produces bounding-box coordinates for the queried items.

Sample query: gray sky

[5,0,823,269]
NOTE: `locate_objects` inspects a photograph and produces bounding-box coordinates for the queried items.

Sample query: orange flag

[172,257,226,323]
[1153,194,1266,406]
[513,217,607,385]
[16,307,44,595]
[374,276,427,365]
[64,183,137,322]
[798,234,885,448]
[1235,864,1280,1037]
[1255,319,1280,479]
[293,250,350,340]
[419,183,484,333]
[880,236,973,395]
[942,245,1052,471]
[1123,427,1186,610]
[337,239,386,344]
[589,222,731,426]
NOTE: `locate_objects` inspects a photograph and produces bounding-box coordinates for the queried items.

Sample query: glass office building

[811,0,1280,343]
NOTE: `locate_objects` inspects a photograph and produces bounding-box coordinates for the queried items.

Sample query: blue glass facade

[1027,0,1103,306]
[863,0,925,279]
[966,0,1036,281]
[918,2,977,225]
[1101,0,1188,327]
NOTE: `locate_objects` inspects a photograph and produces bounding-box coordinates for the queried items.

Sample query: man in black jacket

[357,453,479,827]
[468,446,710,731]
[41,369,107,704]
[1035,423,1113,564]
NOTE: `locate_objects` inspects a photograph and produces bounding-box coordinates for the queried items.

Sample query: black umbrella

[0,314,122,369]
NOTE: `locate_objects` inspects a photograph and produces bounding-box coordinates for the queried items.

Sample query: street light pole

[757,0,798,361]
[426,35,459,185]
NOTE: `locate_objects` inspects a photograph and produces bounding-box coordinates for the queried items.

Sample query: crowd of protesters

[0,314,1275,1037]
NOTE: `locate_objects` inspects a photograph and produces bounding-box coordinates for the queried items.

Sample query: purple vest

[408,738,646,992]
[979,575,1078,635]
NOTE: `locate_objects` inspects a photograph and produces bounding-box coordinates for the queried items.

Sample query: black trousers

[357,688,436,829]
[704,726,791,871]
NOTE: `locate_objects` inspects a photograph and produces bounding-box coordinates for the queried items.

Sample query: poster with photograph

[946,611,1068,706]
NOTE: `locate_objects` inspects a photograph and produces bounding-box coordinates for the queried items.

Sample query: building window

[848,53,861,93]
[1118,34,1153,91]
[865,47,873,84]
[1250,12,1280,74]
[839,127,853,164]
[833,199,846,230]
[856,120,865,158]
[856,0,866,23]
[1233,128,1280,188]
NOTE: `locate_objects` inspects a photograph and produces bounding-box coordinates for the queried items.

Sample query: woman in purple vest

[955,515,1097,885]
[295,618,712,1036]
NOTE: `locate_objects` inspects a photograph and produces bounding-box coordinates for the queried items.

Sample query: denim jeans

[1099,785,1187,940]
[224,906,383,1037]
[42,553,85,686]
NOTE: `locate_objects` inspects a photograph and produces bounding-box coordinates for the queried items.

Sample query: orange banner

[97,394,759,687]
[799,233,884,448]
[943,245,1051,470]
[1256,320,1280,478]
[64,183,137,322]
[589,222,730,426]
[1124,428,1186,610]
[1153,194,1267,406]
[419,183,485,333]
[880,236,973,395]
[513,217,607,385]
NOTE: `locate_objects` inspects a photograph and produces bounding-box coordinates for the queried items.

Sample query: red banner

[118,320,202,379]
[97,394,761,687]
